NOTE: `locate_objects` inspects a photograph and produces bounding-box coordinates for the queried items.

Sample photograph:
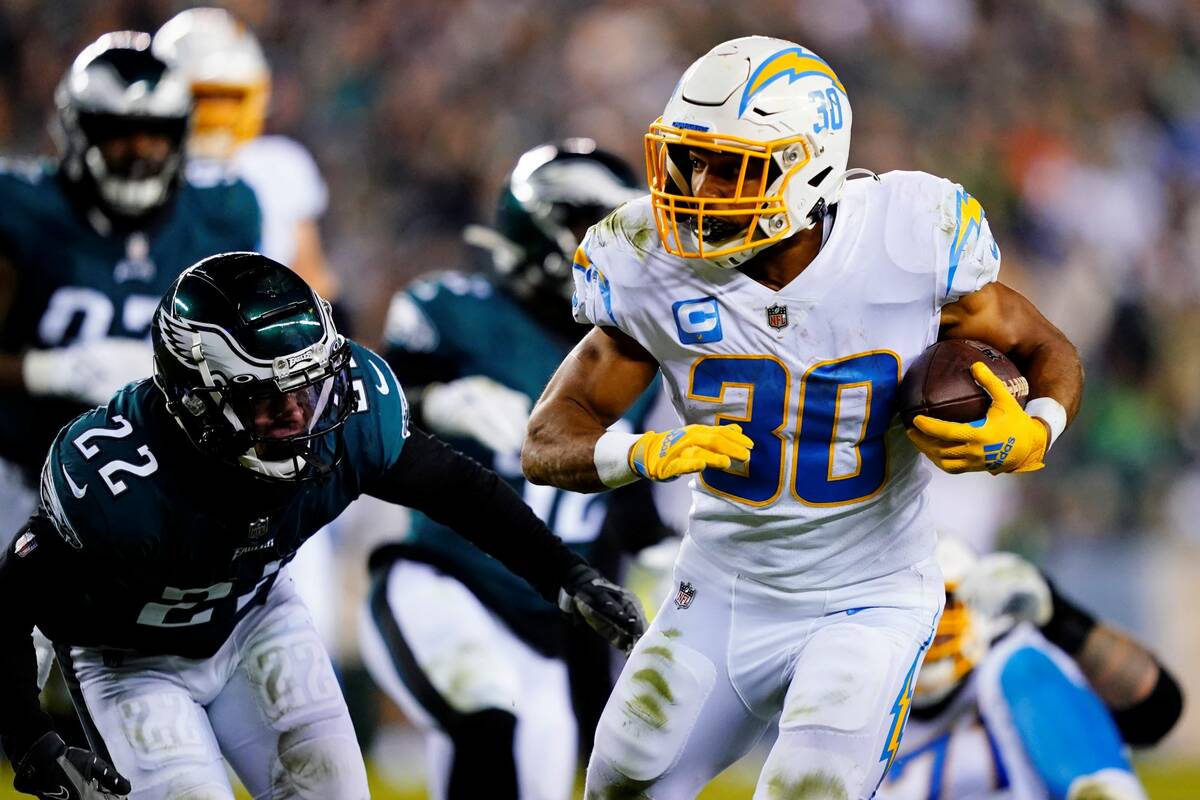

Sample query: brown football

[897,339,1028,427]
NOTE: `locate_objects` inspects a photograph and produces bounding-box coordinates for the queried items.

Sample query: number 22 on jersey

[687,351,900,507]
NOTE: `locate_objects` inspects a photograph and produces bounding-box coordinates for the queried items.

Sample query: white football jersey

[881,625,1145,799]
[572,171,1001,590]
[232,135,328,265]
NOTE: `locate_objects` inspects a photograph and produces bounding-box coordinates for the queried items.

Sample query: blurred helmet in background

[153,7,270,159]
[913,537,991,709]
[464,138,641,312]
[645,36,853,268]
[54,31,192,230]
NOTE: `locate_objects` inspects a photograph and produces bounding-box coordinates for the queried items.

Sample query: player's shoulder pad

[0,159,58,234]
[975,624,1132,795]
[0,157,52,189]
[179,166,263,250]
[878,170,1001,307]
[389,271,496,350]
[41,383,164,556]
[570,197,656,328]
[346,340,410,474]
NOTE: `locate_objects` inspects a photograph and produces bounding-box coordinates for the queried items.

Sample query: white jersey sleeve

[880,170,1001,308]
[570,201,659,332]
[232,135,328,264]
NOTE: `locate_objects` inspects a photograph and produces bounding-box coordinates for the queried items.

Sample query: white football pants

[586,536,944,800]
[64,572,368,800]
[359,559,576,800]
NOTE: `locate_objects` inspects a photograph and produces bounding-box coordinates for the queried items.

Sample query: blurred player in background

[153,6,348,650]
[359,140,665,800]
[523,36,1084,798]
[0,252,644,800]
[881,540,1182,799]
[0,32,259,541]
[152,7,337,304]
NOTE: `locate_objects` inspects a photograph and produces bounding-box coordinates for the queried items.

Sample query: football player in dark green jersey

[0,32,261,538]
[362,141,664,799]
[0,252,644,800]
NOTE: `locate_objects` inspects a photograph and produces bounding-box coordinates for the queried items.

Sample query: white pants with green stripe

[586,536,944,800]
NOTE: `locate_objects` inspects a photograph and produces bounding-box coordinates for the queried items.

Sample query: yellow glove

[629,424,754,481]
[907,362,1049,474]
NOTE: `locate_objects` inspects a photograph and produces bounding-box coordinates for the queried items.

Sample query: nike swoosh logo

[368,360,390,396]
[45,787,69,799]
[61,464,87,499]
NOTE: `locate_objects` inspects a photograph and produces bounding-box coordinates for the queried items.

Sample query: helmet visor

[644,121,812,261]
[228,345,356,465]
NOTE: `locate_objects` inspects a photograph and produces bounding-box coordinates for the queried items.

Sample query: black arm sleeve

[1112,662,1184,747]
[0,517,55,761]
[364,427,586,603]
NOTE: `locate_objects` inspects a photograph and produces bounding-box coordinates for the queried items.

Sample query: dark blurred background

[1,0,1199,790]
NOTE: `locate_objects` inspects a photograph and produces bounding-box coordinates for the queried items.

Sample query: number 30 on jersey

[687,351,900,507]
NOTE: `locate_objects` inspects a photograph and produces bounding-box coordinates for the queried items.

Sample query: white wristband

[593,431,643,488]
[1025,397,1068,451]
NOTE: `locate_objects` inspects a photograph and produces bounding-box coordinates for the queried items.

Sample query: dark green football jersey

[35,341,406,658]
[378,272,651,649]
[0,159,261,476]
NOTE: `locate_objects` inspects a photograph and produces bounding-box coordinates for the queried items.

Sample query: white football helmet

[913,537,991,709]
[153,8,269,159]
[645,36,853,268]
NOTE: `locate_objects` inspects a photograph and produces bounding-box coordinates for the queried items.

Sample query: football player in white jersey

[881,541,1181,799]
[152,7,339,303]
[522,36,1085,798]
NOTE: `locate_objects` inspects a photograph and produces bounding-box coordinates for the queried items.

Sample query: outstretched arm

[523,325,752,492]
[1040,582,1183,748]
[366,426,645,652]
[523,326,659,492]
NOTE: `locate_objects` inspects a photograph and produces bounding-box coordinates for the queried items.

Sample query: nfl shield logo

[766,303,789,329]
[675,581,696,610]
[248,517,270,540]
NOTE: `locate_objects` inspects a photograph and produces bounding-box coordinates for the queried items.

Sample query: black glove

[558,564,646,654]
[13,732,131,799]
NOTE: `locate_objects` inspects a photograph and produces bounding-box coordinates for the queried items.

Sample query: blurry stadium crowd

[3,0,1200,762]
[4,0,1199,543]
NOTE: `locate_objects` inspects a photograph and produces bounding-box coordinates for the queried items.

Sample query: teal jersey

[0,159,261,474]
[378,272,651,648]
[35,342,406,658]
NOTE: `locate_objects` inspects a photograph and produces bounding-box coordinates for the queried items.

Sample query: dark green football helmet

[466,139,641,310]
[151,252,356,480]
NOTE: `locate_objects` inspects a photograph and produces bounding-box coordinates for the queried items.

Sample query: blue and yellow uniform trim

[739,47,847,117]
[946,189,986,298]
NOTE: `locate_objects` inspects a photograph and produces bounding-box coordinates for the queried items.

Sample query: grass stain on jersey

[766,772,848,800]
[781,688,852,726]
[632,668,674,703]
[276,727,356,796]
[661,628,682,640]
[587,776,653,800]
[642,645,674,662]
[625,692,668,729]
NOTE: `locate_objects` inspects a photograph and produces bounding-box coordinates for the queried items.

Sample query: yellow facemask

[643,120,813,263]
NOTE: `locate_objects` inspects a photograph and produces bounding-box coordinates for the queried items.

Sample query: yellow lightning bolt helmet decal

[739,47,846,117]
